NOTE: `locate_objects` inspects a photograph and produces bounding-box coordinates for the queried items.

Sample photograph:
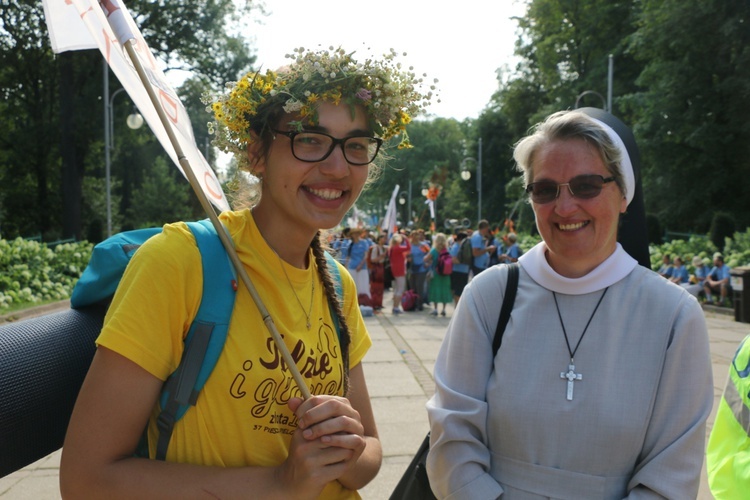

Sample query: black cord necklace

[553,287,609,401]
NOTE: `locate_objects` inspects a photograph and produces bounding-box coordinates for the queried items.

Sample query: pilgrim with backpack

[427,233,454,317]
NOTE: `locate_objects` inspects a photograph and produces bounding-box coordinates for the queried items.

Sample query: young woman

[427,232,452,316]
[427,110,712,498]
[60,47,432,499]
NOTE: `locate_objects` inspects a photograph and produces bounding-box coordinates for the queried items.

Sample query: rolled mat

[0,305,105,477]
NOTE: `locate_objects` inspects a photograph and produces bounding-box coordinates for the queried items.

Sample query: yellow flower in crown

[203,46,438,171]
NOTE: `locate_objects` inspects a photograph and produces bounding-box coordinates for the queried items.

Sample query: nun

[426,109,713,498]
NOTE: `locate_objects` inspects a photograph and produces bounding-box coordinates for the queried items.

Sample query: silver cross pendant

[560,364,582,401]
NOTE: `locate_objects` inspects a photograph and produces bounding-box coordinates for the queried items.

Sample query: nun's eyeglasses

[525,174,616,204]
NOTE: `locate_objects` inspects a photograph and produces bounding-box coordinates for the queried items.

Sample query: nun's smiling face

[530,139,627,278]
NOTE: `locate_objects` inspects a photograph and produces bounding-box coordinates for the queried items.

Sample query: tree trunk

[59,52,82,240]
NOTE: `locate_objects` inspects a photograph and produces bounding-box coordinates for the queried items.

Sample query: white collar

[518,242,638,295]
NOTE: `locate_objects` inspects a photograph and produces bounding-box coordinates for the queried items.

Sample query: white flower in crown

[283,99,304,113]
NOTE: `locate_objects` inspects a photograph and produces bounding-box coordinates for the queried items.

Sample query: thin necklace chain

[274,250,315,330]
[552,287,609,362]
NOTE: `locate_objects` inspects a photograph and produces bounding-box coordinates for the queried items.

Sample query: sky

[244,0,527,121]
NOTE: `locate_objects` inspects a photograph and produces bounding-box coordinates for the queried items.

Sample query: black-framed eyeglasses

[525,174,616,204]
[272,130,383,165]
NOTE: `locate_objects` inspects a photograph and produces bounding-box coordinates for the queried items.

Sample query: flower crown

[204,46,437,170]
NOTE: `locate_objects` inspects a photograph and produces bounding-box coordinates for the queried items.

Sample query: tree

[358,118,467,229]
[623,0,750,231]
[130,0,256,89]
[126,156,199,228]
[474,109,517,226]
[1,1,66,238]
[496,0,750,234]
[513,0,643,117]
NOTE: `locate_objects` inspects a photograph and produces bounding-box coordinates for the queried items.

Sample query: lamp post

[574,55,615,112]
[104,78,144,237]
[461,137,482,222]
[406,179,412,226]
[398,192,407,227]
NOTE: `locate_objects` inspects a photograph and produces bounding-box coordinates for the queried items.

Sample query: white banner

[42,0,99,52]
[380,185,400,239]
[42,0,230,212]
[425,198,435,220]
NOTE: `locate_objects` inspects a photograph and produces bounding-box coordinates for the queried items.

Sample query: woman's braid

[311,232,351,396]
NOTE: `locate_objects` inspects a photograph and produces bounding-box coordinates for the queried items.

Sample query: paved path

[1,296,746,499]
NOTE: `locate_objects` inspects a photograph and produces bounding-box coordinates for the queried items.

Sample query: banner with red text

[42,0,229,212]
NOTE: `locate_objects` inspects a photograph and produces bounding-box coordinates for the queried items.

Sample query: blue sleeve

[708,267,719,280]
[678,266,689,283]
[471,233,482,249]
[347,241,366,268]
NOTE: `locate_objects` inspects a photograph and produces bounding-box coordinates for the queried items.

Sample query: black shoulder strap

[492,263,519,357]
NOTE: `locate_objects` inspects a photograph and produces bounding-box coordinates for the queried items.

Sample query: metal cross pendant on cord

[553,288,609,401]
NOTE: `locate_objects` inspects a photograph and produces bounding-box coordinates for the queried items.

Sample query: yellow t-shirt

[97,210,371,499]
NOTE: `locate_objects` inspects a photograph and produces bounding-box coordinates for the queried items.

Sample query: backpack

[437,250,453,276]
[70,219,343,460]
[401,289,419,311]
[458,238,473,265]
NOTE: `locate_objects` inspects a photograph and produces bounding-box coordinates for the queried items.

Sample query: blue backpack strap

[324,251,343,342]
[154,219,236,460]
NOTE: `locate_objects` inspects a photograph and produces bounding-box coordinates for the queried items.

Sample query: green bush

[649,235,717,271]
[518,232,542,253]
[723,228,750,269]
[0,238,93,310]
[649,229,750,274]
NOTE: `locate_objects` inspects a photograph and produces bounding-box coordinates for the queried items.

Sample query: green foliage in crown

[203,46,438,170]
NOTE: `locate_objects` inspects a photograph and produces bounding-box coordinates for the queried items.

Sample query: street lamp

[104,87,144,237]
[126,112,145,130]
[461,137,483,222]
